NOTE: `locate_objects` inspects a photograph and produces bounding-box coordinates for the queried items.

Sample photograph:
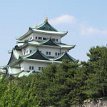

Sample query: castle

[5,18,75,77]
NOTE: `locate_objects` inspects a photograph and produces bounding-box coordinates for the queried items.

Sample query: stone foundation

[82,98,107,107]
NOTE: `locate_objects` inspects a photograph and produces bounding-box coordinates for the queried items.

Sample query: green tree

[35,60,86,107]
[0,76,39,107]
[84,46,107,99]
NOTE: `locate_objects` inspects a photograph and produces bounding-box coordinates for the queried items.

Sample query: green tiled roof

[7,51,17,65]
[17,19,68,40]
[54,53,76,62]
[42,38,59,46]
[36,20,58,32]
[26,50,49,60]
[17,39,75,50]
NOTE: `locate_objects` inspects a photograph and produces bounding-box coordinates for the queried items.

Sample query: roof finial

[44,17,48,23]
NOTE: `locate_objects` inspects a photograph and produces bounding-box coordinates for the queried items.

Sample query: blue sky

[0,0,107,66]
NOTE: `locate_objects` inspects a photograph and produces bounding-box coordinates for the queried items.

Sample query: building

[6,18,75,76]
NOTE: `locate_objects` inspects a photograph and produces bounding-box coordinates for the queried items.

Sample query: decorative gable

[25,49,49,60]
[36,18,58,32]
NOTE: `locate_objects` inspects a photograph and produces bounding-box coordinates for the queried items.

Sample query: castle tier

[6,18,76,76]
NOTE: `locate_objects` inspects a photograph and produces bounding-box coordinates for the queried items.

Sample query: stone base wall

[82,98,107,107]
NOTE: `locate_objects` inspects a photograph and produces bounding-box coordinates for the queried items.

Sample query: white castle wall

[20,61,49,71]
[22,32,62,43]
[33,32,61,43]
[39,46,60,57]
[22,45,37,55]
[22,45,68,57]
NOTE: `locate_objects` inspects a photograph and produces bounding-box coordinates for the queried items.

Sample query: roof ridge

[34,20,58,32]
[54,52,76,61]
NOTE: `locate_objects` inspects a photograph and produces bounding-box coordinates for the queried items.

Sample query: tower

[7,18,75,76]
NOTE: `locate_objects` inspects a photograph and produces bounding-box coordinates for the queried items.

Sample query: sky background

[0,0,107,66]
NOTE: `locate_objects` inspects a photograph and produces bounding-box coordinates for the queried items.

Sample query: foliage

[0,76,39,107]
[0,46,107,106]
[35,61,86,107]
[83,46,107,99]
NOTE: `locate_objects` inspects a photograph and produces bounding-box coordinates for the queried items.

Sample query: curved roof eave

[7,48,23,66]
[17,28,33,40]
[23,58,62,64]
[59,45,76,49]
[32,29,68,36]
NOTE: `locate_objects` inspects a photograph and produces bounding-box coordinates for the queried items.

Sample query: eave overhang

[58,44,75,50]
[17,39,75,50]
[23,58,61,64]
[7,48,23,67]
[17,27,67,41]
[31,29,68,36]
[17,28,33,40]
[7,58,22,67]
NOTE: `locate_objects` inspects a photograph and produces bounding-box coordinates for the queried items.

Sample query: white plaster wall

[21,61,48,71]
[39,46,60,57]
[26,45,36,53]
[22,45,37,55]
[33,32,61,43]
[39,47,68,57]
[22,45,69,57]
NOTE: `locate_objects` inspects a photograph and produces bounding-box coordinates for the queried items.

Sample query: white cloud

[49,15,76,25]
[80,25,107,36]
[49,15,107,36]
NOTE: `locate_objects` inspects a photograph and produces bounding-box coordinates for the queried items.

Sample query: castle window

[30,50,32,53]
[38,67,41,70]
[38,67,43,71]
[43,37,47,40]
[26,50,28,54]
[55,52,57,56]
[35,37,37,39]
[56,39,58,42]
[55,52,60,56]
[49,52,51,55]
[29,66,34,70]
[38,37,42,40]
[46,51,51,55]
[32,66,34,70]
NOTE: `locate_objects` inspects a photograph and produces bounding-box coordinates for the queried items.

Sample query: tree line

[0,46,107,107]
